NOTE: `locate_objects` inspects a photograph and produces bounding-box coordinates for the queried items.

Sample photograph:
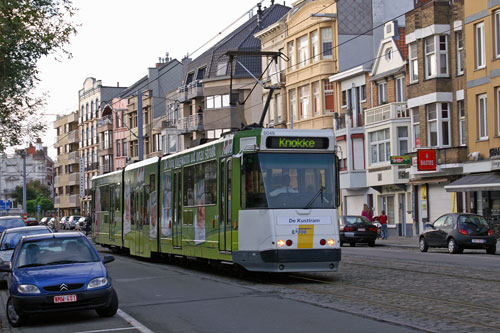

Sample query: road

[0,244,499,332]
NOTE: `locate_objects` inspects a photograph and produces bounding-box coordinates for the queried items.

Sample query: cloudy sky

[35,0,273,158]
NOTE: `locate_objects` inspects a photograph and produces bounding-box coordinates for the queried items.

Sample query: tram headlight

[327,238,335,247]
[277,239,285,248]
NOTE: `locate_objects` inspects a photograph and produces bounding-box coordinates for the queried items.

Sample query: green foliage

[0,0,77,149]
[26,199,36,214]
[37,196,53,212]
[12,180,51,204]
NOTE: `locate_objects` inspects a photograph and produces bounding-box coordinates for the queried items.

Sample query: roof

[184,4,291,81]
[445,174,500,192]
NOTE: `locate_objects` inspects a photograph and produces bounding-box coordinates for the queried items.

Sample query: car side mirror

[424,223,434,229]
[0,264,11,272]
[102,255,114,264]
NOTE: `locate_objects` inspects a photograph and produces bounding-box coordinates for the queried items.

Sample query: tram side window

[99,186,111,213]
[241,154,267,208]
[183,161,217,206]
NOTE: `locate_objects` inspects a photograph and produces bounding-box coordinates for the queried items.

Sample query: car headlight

[18,284,40,294]
[87,277,108,289]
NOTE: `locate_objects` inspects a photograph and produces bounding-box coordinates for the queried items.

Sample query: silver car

[0,225,52,281]
[66,215,83,230]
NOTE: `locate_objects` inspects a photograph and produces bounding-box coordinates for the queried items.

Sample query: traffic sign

[5,200,10,211]
[0,200,4,211]
[37,205,41,213]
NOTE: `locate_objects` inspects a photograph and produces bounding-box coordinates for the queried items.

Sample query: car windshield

[16,237,100,268]
[458,215,489,231]
[1,229,51,250]
[344,216,371,225]
[0,218,25,229]
[241,153,336,209]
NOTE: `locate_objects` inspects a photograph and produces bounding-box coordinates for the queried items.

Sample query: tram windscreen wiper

[305,186,325,209]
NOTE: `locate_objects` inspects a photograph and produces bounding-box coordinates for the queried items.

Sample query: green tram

[92,128,341,272]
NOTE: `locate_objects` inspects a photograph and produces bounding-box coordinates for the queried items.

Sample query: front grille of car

[43,283,84,292]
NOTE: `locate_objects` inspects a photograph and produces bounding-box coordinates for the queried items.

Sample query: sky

[35,0,274,159]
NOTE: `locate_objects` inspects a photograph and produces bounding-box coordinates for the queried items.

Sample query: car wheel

[486,245,497,255]
[448,238,459,254]
[368,240,375,247]
[350,242,356,247]
[6,297,25,327]
[419,237,429,252]
[96,289,119,317]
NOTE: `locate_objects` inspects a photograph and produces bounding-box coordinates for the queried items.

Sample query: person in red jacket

[378,210,388,239]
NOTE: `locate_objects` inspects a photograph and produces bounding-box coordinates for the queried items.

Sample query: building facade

[54,111,80,217]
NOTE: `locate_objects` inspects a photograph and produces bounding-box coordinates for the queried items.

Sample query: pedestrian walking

[378,210,388,239]
[85,213,91,236]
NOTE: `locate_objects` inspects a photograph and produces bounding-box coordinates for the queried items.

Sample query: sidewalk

[376,236,419,248]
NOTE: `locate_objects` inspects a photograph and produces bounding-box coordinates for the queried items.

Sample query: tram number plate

[472,239,486,244]
[358,228,365,231]
[54,295,77,303]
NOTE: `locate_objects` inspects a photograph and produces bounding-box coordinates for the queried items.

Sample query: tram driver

[269,174,298,197]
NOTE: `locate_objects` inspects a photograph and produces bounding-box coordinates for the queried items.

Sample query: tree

[0,0,77,149]
[11,180,51,204]
[36,195,54,212]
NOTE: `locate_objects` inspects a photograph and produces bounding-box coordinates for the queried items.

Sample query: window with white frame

[411,107,421,149]
[458,100,466,146]
[475,22,485,69]
[478,94,488,140]
[456,31,464,75]
[298,35,309,68]
[397,127,409,155]
[497,88,500,136]
[276,93,283,122]
[378,82,387,104]
[425,37,436,78]
[379,196,395,226]
[289,89,297,121]
[288,41,295,71]
[369,128,390,164]
[395,77,405,102]
[426,103,450,147]
[313,82,320,116]
[299,85,310,119]
[205,95,230,109]
[439,35,448,75]
[495,10,500,59]
[321,27,332,59]
[409,43,418,83]
[311,30,319,63]
[216,62,227,76]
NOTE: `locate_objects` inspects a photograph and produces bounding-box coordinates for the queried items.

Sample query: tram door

[219,158,232,252]
[172,170,182,248]
[109,185,115,241]
[134,186,145,255]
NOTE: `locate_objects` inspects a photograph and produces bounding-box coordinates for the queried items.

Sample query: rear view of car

[0,232,118,327]
[67,216,83,230]
[340,216,378,247]
[0,216,26,233]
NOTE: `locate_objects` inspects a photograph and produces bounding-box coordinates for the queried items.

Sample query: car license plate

[345,232,355,237]
[358,228,365,232]
[54,295,77,303]
[472,239,486,244]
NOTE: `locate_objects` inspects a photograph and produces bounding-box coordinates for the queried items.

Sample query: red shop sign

[417,149,436,171]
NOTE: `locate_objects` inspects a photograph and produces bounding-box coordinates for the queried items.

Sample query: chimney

[271,0,274,5]
[35,138,43,151]
[117,82,120,87]
[257,3,263,28]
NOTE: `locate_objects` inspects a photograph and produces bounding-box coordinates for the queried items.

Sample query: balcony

[203,106,242,131]
[99,163,113,174]
[187,114,204,132]
[97,115,113,132]
[176,118,188,133]
[365,102,409,126]
[85,162,99,172]
[68,151,80,164]
[68,173,79,186]
[67,130,79,144]
[340,170,367,189]
[186,80,203,100]
[177,86,188,102]
[98,141,113,156]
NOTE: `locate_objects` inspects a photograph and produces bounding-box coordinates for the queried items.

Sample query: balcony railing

[176,118,188,133]
[177,86,188,102]
[69,173,79,185]
[187,114,204,132]
[68,151,80,163]
[365,102,409,125]
[99,163,113,174]
[69,194,79,205]
[186,80,203,100]
[67,130,79,143]
[98,115,113,128]
[99,141,113,151]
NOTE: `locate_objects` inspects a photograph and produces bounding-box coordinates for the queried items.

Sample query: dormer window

[186,72,194,85]
[196,67,206,80]
[216,62,228,76]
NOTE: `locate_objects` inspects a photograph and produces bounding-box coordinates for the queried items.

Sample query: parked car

[66,216,83,230]
[0,232,118,326]
[0,216,26,233]
[419,213,497,254]
[48,217,57,229]
[76,217,87,231]
[59,216,68,230]
[0,226,53,282]
[39,217,49,226]
[25,218,38,226]
[339,215,378,247]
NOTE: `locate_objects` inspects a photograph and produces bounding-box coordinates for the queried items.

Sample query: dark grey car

[419,214,497,254]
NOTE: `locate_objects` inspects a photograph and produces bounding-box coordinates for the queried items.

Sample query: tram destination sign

[266,136,329,149]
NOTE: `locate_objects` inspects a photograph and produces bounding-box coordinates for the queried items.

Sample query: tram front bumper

[232,248,341,273]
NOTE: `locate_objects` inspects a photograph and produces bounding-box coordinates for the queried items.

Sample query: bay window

[425,35,448,79]
[426,103,450,147]
[298,35,309,68]
[409,43,418,83]
[289,89,297,121]
[425,37,436,78]
[369,128,390,164]
[311,30,319,62]
[411,107,421,149]
[397,127,409,155]
[321,27,332,59]
[288,41,295,71]
[299,85,310,119]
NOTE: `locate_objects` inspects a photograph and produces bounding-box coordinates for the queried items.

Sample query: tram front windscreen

[241,153,337,209]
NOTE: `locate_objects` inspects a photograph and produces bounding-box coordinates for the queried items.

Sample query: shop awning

[444,173,500,192]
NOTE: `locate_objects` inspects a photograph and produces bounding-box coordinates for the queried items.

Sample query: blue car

[0,232,118,327]
[0,216,26,233]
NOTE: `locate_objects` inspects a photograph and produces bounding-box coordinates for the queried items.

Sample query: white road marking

[117,308,155,333]
[74,327,137,333]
